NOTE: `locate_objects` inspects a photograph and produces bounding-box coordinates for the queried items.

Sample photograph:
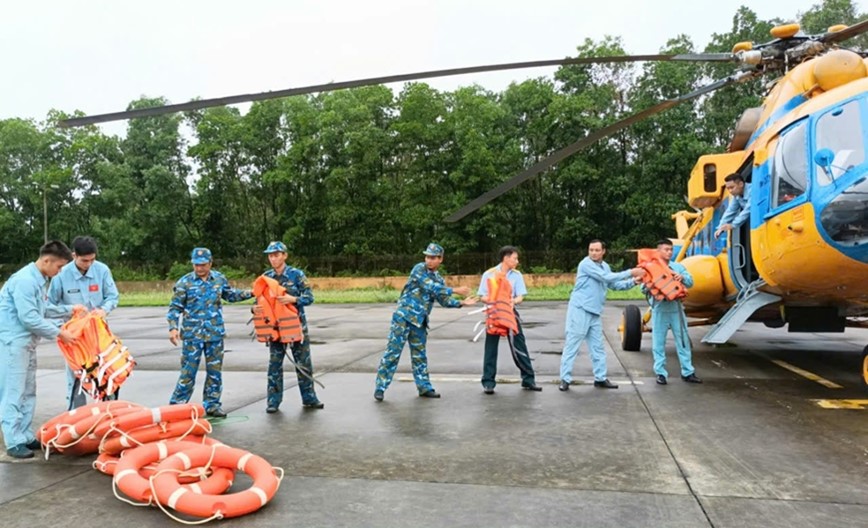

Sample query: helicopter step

[702,279,781,345]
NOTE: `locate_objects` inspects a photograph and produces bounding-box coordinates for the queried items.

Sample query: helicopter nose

[819,175,868,253]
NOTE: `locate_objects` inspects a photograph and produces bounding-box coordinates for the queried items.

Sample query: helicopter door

[727,161,757,291]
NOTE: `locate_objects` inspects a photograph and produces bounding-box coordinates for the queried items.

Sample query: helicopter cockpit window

[771,120,808,208]
[814,100,865,186]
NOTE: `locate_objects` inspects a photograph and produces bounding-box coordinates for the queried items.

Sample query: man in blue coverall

[48,236,120,409]
[559,240,644,391]
[646,240,702,385]
[253,241,323,413]
[714,173,751,238]
[374,243,477,401]
[167,248,253,417]
[0,241,78,459]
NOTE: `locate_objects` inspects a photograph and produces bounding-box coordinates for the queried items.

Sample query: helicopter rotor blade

[445,71,756,223]
[820,18,868,43]
[58,53,736,128]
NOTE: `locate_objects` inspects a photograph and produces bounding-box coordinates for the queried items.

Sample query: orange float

[99,419,212,455]
[151,444,282,520]
[113,439,233,505]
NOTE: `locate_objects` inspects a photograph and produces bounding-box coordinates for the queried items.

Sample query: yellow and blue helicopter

[61,20,868,387]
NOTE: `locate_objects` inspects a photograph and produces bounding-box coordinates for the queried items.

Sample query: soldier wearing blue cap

[167,247,253,418]
[254,241,323,412]
[373,243,478,401]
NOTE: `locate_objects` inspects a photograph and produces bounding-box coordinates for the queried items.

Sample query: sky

[1,0,864,137]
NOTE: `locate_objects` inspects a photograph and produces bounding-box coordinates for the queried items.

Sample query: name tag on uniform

[89,284,100,292]
[67,289,81,294]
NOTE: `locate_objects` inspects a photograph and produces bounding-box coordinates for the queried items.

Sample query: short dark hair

[498,245,519,262]
[588,239,606,250]
[71,236,98,256]
[724,173,745,184]
[656,239,673,248]
[40,240,73,261]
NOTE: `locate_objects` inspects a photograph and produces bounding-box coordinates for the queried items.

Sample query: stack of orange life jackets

[57,307,136,401]
[637,248,688,302]
[485,268,519,336]
[252,275,303,344]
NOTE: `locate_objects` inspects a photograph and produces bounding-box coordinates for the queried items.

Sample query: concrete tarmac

[1,302,866,527]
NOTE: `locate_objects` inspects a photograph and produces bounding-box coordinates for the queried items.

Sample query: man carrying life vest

[644,240,702,385]
[478,246,541,394]
[559,240,644,392]
[0,241,78,459]
[167,248,253,418]
[252,241,323,412]
[48,236,120,410]
[373,243,478,402]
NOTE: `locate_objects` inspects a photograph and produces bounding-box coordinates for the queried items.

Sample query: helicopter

[59,20,868,388]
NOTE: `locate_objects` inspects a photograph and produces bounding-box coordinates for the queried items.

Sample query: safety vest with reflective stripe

[637,249,688,302]
[485,268,519,336]
[252,275,304,343]
[57,307,135,400]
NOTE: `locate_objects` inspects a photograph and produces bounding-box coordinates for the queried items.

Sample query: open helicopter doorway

[728,158,758,291]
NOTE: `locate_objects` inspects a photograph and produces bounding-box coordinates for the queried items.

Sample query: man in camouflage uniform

[167,247,253,418]
[374,243,477,401]
[254,241,323,413]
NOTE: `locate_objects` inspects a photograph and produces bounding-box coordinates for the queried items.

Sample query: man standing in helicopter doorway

[373,243,477,402]
[477,246,542,394]
[48,236,120,410]
[714,173,751,238]
[254,241,323,412]
[646,240,702,385]
[167,248,253,418]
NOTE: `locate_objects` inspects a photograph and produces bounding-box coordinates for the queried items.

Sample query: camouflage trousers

[375,313,432,393]
[268,337,318,408]
[169,340,224,413]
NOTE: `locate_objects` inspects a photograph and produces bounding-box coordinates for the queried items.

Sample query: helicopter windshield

[814,99,865,186]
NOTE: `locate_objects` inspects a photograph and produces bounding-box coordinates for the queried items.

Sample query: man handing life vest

[636,248,688,302]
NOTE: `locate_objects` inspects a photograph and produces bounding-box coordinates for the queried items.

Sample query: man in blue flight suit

[477,246,541,394]
[167,247,253,418]
[254,241,323,413]
[714,173,751,238]
[48,236,120,410]
[0,241,78,459]
[374,243,477,401]
[559,240,644,391]
[646,240,702,385]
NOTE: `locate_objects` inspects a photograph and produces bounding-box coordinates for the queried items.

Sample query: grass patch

[118,285,645,307]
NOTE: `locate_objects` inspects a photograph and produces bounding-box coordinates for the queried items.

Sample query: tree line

[1,2,862,280]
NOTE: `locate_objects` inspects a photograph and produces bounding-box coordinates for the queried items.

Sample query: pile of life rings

[37,401,283,523]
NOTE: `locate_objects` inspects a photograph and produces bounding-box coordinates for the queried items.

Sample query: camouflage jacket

[167,270,252,341]
[395,262,461,328]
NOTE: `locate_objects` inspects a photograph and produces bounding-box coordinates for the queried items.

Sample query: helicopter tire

[622,305,642,352]
[862,345,868,391]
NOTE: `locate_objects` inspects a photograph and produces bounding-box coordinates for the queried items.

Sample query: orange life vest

[637,249,688,302]
[485,268,519,336]
[252,275,304,344]
[57,308,136,401]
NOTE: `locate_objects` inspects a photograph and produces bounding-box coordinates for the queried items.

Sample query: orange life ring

[92,403,205,440]
[99,418,212,455]
[152,444,281,519]
[113,439,233,505]
[48,404,144,455]
[38,400,142,445]
[95,436,214,483]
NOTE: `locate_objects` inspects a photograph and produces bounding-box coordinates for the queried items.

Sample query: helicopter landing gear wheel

[622,305,642,352]
[862,345,868,391]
